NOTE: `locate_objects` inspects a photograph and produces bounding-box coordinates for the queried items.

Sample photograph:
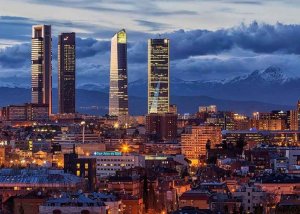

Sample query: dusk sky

[1,0,300,89]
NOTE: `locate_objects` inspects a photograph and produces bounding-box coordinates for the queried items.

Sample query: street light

[121,144,129,153]
[80,121,86,144]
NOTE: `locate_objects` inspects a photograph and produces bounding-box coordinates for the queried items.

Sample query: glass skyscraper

[31,25,52,115]
[148,38,170,114]
[109,29,128,116]
[58,32,76,114]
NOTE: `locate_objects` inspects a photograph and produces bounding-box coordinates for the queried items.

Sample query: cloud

[135,20,171,31]
[0,43,30,68]
[1,21,300,90]
[25,0,198,16]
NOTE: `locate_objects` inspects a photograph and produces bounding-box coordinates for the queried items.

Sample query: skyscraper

[148,38,170,114]
[58,32,76,114]
[31,25,52,115]
[297,101,300,131]
[109,29,128,116]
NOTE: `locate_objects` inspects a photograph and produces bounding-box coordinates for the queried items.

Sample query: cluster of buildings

[0,25,300,214]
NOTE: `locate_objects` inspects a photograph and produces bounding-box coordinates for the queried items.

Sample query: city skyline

[1,1,300,98]
[1,1,300,112]
[1,2,300,213]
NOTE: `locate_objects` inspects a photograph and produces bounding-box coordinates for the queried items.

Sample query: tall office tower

[297,101,300,130]
[31,25,52,115]
[58,32,76,114]
[287,110,298,130]
[148,38,170,114]
[109,29,128,116]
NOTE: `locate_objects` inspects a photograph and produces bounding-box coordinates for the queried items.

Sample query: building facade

[31,25,52,115]
[109,29,128,116]
[1,103,49,122]
[146,113,177,141]
[90,152,145,178]
[58,32,76,114]
[148,38,170,114]
[181,125,222,165]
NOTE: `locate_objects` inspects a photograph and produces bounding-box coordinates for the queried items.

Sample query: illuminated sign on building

[93,151,122,156]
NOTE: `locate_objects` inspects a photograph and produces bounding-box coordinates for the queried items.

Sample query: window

[76,170,80,176]
[85,163,88,169]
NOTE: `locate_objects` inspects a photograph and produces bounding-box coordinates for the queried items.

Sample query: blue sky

[0,0,300,88]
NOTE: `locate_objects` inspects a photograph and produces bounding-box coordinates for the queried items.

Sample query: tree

[206,139,211,150]
[254,205,263,214]
[143,175,149,212]
[221,139,228,150]
[224,205,229,214]
[233,204,238,214]
[239,205,244,214]
[236,137,246,150]
[180,167,190,178]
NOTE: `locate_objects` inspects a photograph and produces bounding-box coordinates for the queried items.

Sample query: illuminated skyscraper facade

[297,101,300,131]
[58,32,76,114]
[31,25,52,115]
[148,39,170,114]
[109,29,128,116]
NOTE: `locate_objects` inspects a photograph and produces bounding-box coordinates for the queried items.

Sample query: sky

[0,0,300,88]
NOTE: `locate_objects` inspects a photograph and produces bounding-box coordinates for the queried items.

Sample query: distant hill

[78,66,300,106]
[0,87,293,116]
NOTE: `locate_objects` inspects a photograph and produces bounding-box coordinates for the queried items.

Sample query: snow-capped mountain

[127,66,300,105]
[228,66,288,84]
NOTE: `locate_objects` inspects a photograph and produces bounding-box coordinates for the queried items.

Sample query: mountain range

[0,66,297,115]
[79,66,299,106]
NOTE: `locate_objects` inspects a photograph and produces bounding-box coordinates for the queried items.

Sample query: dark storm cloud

[76,38,110,58]
[0,43,30,68]
[2,22,300,87]
[167,22,300,60]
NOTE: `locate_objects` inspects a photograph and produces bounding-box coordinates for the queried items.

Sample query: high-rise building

[181,125,222,165]
[109,29,128,116]
[31,25,52,115]
[297,101,300,130]
[169,104,178,114]
[287,110,298,131]
[199,105,217,113]
[58,32,76,114]
[148,38,170,114]
[146,113,177,141]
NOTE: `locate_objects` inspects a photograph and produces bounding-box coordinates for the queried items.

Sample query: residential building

[181,125,222,165]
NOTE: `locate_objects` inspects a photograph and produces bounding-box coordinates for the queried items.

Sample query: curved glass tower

[109,29,128,116]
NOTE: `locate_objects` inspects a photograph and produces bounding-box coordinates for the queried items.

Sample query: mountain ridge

[0,87,293,116]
